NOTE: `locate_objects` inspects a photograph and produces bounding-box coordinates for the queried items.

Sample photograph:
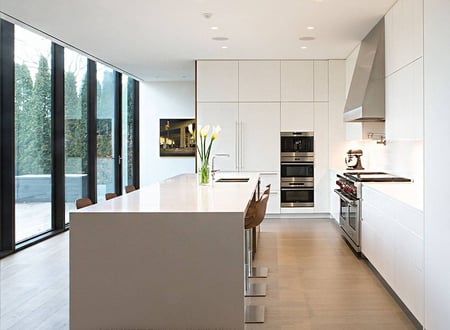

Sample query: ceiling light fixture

[307,26,315,30]
[301,46,308,49]
[211,26,219,30]
[212,37,229,41]
[221,46,228,49]
[299,36,316,41]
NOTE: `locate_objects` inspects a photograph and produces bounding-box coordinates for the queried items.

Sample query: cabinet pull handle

[240,121,244,169]
[235,121,239,169]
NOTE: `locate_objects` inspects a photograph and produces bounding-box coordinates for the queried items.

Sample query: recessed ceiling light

[211,26,219,30]
[307,26,315,30]
[212,37,229,41]
[301,46,308,49]
[299,36,316,41]
[221,46,228,49]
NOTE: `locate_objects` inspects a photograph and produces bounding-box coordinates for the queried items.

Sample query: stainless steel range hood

[344,18,385,122]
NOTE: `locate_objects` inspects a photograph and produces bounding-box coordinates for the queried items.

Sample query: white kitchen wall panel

[196,61,238,102]
[385,0,423,76]
[280,61,314,102]
[196,103,239,171]
[314,103,329,212]
[280,103,314,132]
[385,58,423,140]
[314,61,329,102]
[238,103,280,172]
[238,61,280,102]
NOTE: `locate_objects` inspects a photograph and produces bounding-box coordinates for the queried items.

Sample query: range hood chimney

[344,18,385,122]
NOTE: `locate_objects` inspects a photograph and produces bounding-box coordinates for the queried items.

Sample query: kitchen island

[70,173,259,329]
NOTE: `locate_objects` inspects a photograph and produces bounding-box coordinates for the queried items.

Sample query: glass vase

[199,162,210,185]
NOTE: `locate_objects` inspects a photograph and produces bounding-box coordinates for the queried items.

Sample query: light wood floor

[0,218,416,329]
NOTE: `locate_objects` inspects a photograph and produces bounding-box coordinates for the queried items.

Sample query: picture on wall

[160,119,196,157]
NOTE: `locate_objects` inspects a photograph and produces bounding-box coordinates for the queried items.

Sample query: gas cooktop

[344,171,412,183]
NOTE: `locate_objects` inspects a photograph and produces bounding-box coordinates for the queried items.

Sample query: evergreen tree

[30,55,52,174]
[15,63,33,175]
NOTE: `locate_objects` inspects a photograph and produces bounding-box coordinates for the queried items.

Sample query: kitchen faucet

[211,153,230,180]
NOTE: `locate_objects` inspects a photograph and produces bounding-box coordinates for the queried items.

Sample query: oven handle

[334,189,358,206]
[281,162,314,166]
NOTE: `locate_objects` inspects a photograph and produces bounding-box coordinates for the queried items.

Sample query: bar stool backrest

[245,194,269,229]
[105,192,118,200]
[125,185,136,193]
[76,198,93,209]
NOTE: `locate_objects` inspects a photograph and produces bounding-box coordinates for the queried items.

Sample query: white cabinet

[314,61,329,101]
[239,103,280,172]
[239,61,280,102]
[280,103,314,132]
[196,103,238,171]
[259,172,280,214]
[385,58,423,140]
[362,185,424,323]
[385,0,423,76]
[196,61,238,102]
[313,103,329,212]
[281,61,313,101]
[345,122,385,141]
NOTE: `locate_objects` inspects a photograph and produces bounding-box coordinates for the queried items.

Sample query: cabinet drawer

[259,172,280,192]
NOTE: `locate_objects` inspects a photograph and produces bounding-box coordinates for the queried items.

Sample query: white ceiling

[0,0,396,82]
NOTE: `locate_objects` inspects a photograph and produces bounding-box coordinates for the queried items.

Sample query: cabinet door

[196,103,238,171]
[385,0,423,76]
[196,61,238,102]
[385,58,423,140]
[280,103,314,132]
[281,61,313,101]
[314,61,329,101]
[238,103,280,171]
[314,103,329,212]
[239,61,280,102]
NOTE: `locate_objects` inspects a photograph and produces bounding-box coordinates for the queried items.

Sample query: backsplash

[360,140,423,185]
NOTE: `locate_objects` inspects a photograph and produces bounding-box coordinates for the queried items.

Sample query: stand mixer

[345,149,365,170]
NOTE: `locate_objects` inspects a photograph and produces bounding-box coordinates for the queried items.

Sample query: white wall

[139,81,195,185]
[424,0,450,328]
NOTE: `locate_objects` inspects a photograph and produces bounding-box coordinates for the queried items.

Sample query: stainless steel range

[334,171,411,252]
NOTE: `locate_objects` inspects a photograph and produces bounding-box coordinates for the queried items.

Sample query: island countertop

[75,172,260,213]
[70,172,260,329]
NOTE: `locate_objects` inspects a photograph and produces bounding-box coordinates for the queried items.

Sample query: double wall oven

[280,132,314,207]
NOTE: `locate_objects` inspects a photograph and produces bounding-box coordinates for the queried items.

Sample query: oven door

[280,133,314,154]
[281,187,314,207]
[334,189,360,251]
[281,163,314,178]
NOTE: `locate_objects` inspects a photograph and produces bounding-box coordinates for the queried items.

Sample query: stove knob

[336,180,342,187]
[343,186,349,193]
[348,187,355,194]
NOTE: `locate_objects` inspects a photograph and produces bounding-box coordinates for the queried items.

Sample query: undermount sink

[215,178,250,183]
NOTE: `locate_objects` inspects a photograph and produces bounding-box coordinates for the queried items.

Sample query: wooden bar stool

[125,185,136,193]
[105,192,118,200]
[75,198,93,209]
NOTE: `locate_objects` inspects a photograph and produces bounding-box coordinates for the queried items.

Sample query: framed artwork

[159,119,196,157]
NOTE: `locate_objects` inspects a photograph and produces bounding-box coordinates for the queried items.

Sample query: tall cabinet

[196,60,329,214]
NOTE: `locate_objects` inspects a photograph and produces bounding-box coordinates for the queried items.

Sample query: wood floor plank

[0,218,417,329]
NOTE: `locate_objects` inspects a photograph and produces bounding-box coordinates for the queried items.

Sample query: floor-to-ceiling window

[14,26,52,242]
[96,64,116,202]
[122,75,135,190]
[64,49,88,223]
[0,18,139,256]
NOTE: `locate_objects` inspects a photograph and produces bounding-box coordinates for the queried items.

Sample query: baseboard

[266,212,333,219]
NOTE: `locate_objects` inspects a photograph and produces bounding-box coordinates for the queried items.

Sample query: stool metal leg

[244,229,267,297]
[247,227,269,278]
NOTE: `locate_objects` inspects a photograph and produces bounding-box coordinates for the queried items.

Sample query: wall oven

[280,132,314,207]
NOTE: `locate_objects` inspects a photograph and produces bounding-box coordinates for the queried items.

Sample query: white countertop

[363,181,423,211]
[73,172,260,214]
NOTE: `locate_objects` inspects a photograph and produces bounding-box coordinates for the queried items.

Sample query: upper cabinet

[196,61,238,102]
[281,61,314,101]
[385,0,423,76]
[386,58,423,140]
[314,61,329,102]
[239,61,280,102]
[281,103,314,132]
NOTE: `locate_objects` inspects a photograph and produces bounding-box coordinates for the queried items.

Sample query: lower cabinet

[362,185,424,324]
[259,172,280,214]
